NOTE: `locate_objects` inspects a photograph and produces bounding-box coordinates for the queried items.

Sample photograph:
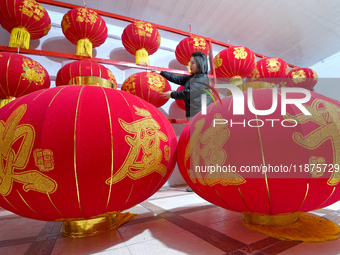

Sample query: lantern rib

[16,189,49,220]
[317,187,336,209]
[237,187,253,213]
[2,194,19,212]
[294,183,310,213]
[101,87,115,209]
[73,86,86,218]
[46,193,65,218]
[48,86,67,107]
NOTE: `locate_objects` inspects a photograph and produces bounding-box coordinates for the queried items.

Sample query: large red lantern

[214,46,256,85]
[0,0,51,49]
[122,21,161,66]
[0,85,177,237]
[177,88,340,241]
[56,60,117,88]
[175,86,186,110]
[122,72,171,108]
[61,7,108,57]
[285,67,318,90]
[249,57,289,85]
[175,36,209,71]
[0,52,50,107]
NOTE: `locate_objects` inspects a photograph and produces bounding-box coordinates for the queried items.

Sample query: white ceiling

[46,0,340,67]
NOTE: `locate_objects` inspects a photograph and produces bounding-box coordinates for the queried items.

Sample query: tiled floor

[1,185,340,255]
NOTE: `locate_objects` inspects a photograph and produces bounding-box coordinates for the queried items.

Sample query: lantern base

[136,48,149,66]
[242,212,340,242]
[0,96,16,108]
[62,212,136,238]
[69,76,114,88]
[230,76,243,86]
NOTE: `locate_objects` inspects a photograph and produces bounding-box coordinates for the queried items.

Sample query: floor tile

[0,243,31,255]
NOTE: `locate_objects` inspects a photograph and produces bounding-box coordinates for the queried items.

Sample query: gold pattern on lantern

[76,8,98,25]
[134,21,154,38]
[164,145,171,161]
[192,36,207,51]
[313,70,318,80]
[233,47,248,59]
[33,149,55,172]
[214,54,222,68]
[188,114,246,186]
[62,15,71,31]
[292,70,306,84]
[44,24,51,36]
[122,76,136,94]
[20,0,45,21]
[266,58,281,73]
[21,58,46,86]
[107,70,117,89]
[147,73,165,93]
[0,105,57,196]
[105,106,168,185]
[285,99,340,186]
[309,156,326,178]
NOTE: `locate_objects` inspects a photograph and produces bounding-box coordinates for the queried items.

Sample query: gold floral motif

[266,58,281,73]
[309,156,326,178]
[107,70,117,89]
[285,99,340,186]
[214,54,222,68]
[44,24,51,36]
[192,36,207,51]
[21,58,46,86]
[147,73,165,93]
[157,36,161,47]
[0,105,57,196]
[20,0,45,21]
[122,76,136,94]
[292,70,306,84]
[76,8,98,25]
[33,149,54,172]
[233,47,248,59]
[105,106,168,185]
[249,67,260,79]
[62,15,71,31]
[188,114,246,186]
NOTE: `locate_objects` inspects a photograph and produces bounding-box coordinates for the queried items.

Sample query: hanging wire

[83,0,87,8]
[189,23,192,37]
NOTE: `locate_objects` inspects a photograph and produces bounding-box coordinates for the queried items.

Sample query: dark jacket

[160,71,211,117]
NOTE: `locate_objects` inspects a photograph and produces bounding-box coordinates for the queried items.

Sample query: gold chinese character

[233,47,248,59]
[33,149,54,172]
[147,73,165,93]
[0,105,57,196]
[266,58,281,73]
[285,99,340,185]
[106,106,168,185]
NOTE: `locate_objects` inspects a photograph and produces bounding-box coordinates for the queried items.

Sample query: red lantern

[56,60,117,88]
[0,0,51,49]
[177,88,340,241]
[122,21,161,66]
[175,86,185,110]
[175,36,209,71]
[285,68,318,90]
[0,52,50,107]
[61,7,108,57]
[249,57,289,84]
[0,85,177,237]
[214,46,256,85]
[122,72,171,108]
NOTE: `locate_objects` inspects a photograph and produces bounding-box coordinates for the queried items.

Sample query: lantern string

[189,24,192,37]
[83,0,87,8]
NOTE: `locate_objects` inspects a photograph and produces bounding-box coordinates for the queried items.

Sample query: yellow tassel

[76,39,93,57]
[230,76,243,86]
[0,97,16,108]
[243,212,340,242]
[9,27,30,49]
[113,212,137,229]
[188,61,191,73]
[136,48,149,66]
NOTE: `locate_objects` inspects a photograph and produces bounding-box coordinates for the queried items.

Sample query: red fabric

[177,89,340,215]
[286,68,318,90]
[122,72,171,108]
[0,52,50,98]
[0,0,51,39]
[175,36,209,66]
[56,60,117,88]
[122,21,160,56]
[214,46,256,78]
[248,57,289,84]
[61,7,107,48]
[175,86,185,110]
[0,85,177,221]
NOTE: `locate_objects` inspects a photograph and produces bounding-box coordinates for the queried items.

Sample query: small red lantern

[285,68,318,90]
[249,57,289,84]
[175,36,209,71]
[61,7,108,57]
[122,72,171,108]
[56,60,117,88]
[177,88,340,241]
[0,52,50,107]
[0,85,177,237]
[214,46,256,85]
[0,0,51,49]
[175,86,185,110]
[122,21,161,66]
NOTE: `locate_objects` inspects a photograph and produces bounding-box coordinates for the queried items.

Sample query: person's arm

[160,71,189,86]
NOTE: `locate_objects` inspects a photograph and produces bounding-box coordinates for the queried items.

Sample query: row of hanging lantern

[0,0,334,242]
